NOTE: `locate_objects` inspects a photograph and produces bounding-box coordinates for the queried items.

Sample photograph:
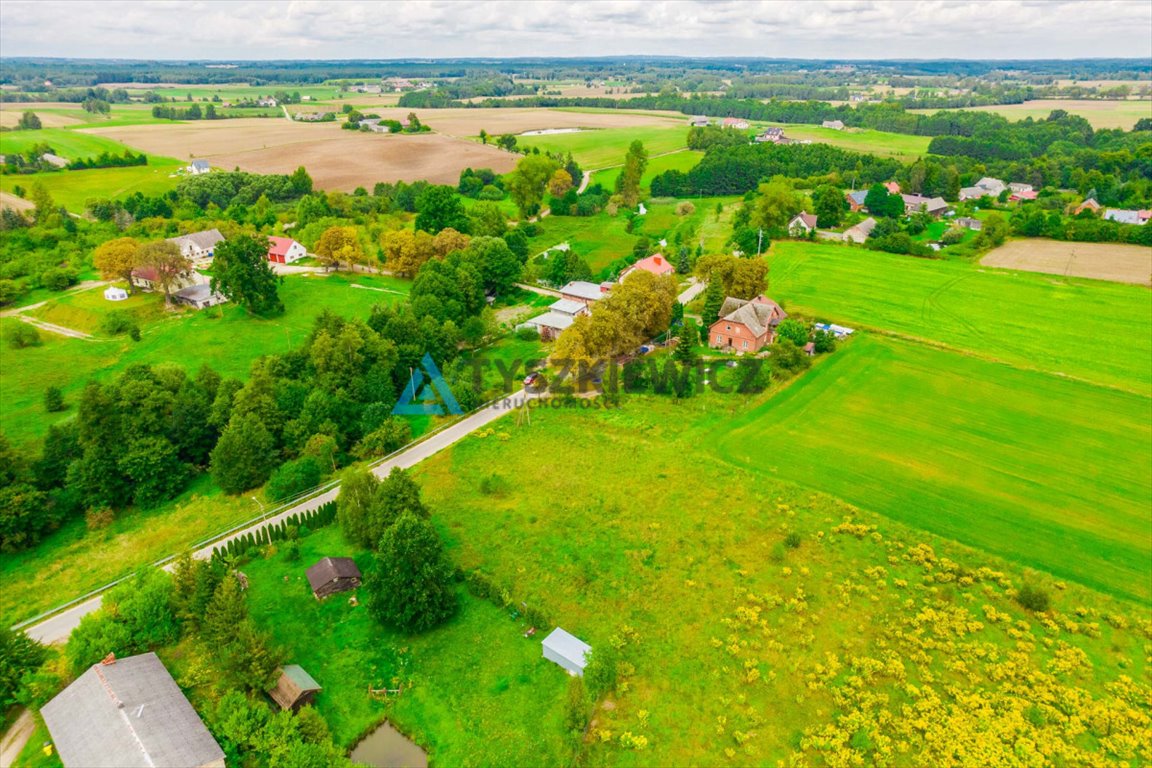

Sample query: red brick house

[708,295,788,353]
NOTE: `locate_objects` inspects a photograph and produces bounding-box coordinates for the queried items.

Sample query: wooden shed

[306,557,361,599]
[268,665,322,711]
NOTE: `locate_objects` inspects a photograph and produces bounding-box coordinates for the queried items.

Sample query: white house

[788,211,818,236]
[172,283,227,310]
[103,286,128,302]
[822,120,845,130]
[187,159,210,175]
[542,628,591,676]
[167,229,225,266]
[974,177,1007,197]
[267,236,307,263]
[41,153,68,168]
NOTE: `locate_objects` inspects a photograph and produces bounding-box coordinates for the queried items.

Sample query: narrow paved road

[23,391,531,645]
[678,278,707,305]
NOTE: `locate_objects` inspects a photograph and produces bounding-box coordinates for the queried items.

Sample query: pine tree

[674,320,700,367]
[702,278,725,324]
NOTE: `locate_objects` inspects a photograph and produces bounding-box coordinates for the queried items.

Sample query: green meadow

[716,335,1152,602]
[767,241,1152,391]
[243,526,571,761]
[516,125,689,168]
[0,160,185,212]
[0,126,143,158]
[590,149,702,191]
[1,273,411,449]
[761,122,932,161]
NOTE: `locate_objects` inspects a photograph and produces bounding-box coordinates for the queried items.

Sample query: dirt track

[982,239,1151,286]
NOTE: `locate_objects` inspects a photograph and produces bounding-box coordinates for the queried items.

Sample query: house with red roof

[267,236,307,264]
[619,254,675,281]
[884,181,901,195]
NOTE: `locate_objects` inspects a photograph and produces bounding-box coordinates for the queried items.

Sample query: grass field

[526,212,639,275]
[911,99,1152,130]
[716,335,1152,602]
[0,273,411,449]
[0,159,184,211]
[244,526,572,762]
[0,126,145,158]
[762,122,932,161]
[591,149,702,192]
[982,239,1152,286]
[407,386,1150,764]
[516,125,690,169]
[766,241,1152,392]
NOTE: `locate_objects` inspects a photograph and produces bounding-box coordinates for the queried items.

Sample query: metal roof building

[41,652,225,768]
[542,627,592,676]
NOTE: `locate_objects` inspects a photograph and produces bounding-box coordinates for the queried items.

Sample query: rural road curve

[23,390,532,646]
[13,315,95,340]
[0,709,33,768]
[677,278,707,305]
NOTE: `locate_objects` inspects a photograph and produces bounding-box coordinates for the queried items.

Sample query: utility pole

[756,227,764,257]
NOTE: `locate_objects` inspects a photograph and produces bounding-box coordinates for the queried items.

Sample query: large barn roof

[41,652,223,768]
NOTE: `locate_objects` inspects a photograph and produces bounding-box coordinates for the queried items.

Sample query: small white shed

[103,286,128,302]
[542,628,591,676]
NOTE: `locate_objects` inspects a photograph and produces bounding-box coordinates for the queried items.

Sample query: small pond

[350,721,428,768]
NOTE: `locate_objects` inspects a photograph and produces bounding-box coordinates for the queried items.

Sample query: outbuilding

[268,665,322,711]
[542,627,591,676]
[306,556,362,599]
[103,286,128,302]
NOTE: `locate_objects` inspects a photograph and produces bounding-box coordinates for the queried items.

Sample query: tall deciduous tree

[415,185,470,235]
[812,184,847,227]
[367,512,456,632]
[92,237,142,290]
[507,154,558,220]
[210,413,278,494]
[138,240,191,304]
[616,140,649,208]
[211,233,285,315]
[313,226,366,271]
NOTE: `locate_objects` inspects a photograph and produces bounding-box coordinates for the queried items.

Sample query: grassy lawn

[406,386,1150,765]
[0,474,254,626]
[0,126,146,159]
[527,212,638,275]
[757,122,932,161]
[0,160,185,211]
[716,335,1152,602]
[516,126,689,169]
[592,149,702,191]
[766,240,1152,392]
[244,526,573,763]
[1,273,411,449]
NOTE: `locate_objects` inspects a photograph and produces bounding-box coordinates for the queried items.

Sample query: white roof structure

[103,286,128,301]
[542,628,591,676]
[41,653,225,768]
[559,281,605,302]
[549,299,586,316]
[526,311,575,331]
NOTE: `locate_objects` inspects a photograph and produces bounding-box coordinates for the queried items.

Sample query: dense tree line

[652,142,903,197]
[66,149,148,170]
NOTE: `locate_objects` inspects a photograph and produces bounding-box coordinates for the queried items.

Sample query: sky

[1,0,1150,61]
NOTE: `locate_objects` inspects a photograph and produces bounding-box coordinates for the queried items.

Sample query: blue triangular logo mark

[393,353,462,416]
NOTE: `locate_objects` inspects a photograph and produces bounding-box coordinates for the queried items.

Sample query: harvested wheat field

[0,191,34,212]
[341,106,686,137]
[982,239,1152,285]
[82,119,519,188]
[0,102,86,128]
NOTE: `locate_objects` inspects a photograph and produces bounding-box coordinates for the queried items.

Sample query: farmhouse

[884,181,901,194]
[257,97,278,107]
[843,217,877,243]
[788,212,818,236]
[755,127,786,143]
[1009,189,1038,202]
[186,159,210,175]
[845,190,868,211]
[822,120,845,130]
[975,176,1007,196]
[721,117,750,130]
[131,264,198,293]
[901,194,949,217]
[103,286,128,301]
[358,118,390,133]
[172,283,227,310]
[268,665,322,711]
[41,152,68,168]
[1074,198,1101,215]
[1008,182,1034,194]
[167,229,225,265]
[709,295,788,353]
[955,216,983,231]
[559,280,609,306]
[1103,208,1150,226]
[41,652,225,768]
[522,298,589,341]
[306,556,362,599]
[295,111,333,122]
[542,628,592,677]
[267,236,307,263]
[620,254,675,280]
[959,186,989,201]
[689,116,710,127]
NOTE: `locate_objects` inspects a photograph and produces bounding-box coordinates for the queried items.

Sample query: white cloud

[1,0,1149,59]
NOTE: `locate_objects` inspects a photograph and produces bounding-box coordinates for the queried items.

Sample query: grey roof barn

[306,556,362,598]
[41,652,225,768]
